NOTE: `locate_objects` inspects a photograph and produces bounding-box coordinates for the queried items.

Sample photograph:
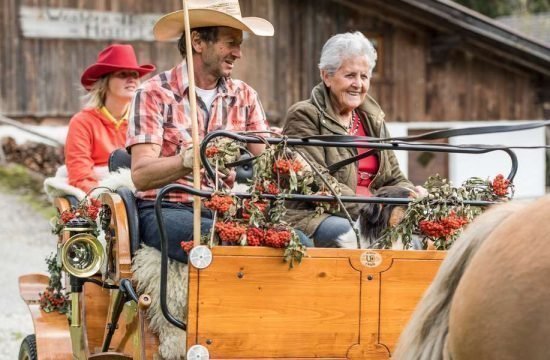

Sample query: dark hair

[177,27,220,58]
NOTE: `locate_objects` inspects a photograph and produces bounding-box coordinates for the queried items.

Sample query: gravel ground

[0,191,57,360]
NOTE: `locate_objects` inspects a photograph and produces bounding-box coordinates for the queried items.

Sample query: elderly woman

[283,32,415,248]
[65,44,155,193]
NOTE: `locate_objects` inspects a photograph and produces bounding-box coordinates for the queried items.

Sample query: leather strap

[306,120,550,143]
[327,149,377,174]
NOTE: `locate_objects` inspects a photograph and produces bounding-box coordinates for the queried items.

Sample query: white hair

[318,32,377,78]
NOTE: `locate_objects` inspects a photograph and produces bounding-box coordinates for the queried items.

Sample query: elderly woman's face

[322,56,370,114]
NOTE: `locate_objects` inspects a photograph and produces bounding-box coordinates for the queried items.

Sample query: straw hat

[153,0,274,41]
[80,44,156,90]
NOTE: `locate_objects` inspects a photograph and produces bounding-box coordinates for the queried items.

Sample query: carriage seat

[108,149,141,257]
[66,195,79,208]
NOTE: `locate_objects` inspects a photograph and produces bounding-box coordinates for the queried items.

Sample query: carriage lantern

[60,217,104,279]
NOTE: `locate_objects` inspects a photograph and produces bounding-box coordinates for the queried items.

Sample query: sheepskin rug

[132,245,188,360]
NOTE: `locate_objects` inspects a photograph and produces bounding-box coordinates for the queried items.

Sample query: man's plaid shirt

[126,60,269,203]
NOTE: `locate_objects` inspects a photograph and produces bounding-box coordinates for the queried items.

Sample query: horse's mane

[392,200,528,360]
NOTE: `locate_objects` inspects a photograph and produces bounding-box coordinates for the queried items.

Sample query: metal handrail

[200,131,518,183]
[157,131,518,330]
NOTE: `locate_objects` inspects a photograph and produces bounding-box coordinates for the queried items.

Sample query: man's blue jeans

[138,200,214,263]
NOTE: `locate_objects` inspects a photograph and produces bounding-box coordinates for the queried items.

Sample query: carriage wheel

[18,334,37,360]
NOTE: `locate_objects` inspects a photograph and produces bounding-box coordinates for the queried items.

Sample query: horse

[392,195,550,360]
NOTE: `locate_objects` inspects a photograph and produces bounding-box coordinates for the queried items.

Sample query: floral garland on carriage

[41,196,104,314]
[182,136,514,266]
[382,174,513,250]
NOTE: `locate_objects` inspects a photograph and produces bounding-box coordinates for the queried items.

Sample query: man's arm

[130,143,191,191]
[245,90,270,155]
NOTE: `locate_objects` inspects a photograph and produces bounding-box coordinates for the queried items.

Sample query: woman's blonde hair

[81,75,109,108]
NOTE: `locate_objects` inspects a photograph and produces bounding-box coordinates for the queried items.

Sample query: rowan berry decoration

[491,174,511,197]
[246,227,265,246]
[39,253,70,314]
[205,138,333,267]
[242,199,269,220]
[418,212,469,240]
[383,174,513,250]
[204,193,235,215]
[205,145,220,158]
[52,195,102,237]
[180,241,194,254]
[273,159,303,175]
[215,221,247,244]
[204,138,241,175]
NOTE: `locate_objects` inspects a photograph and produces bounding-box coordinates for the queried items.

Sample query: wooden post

[181,0,202,247]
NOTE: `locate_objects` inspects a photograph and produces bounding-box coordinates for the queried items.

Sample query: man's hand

[130,143,192,191]
[200,168,236,189]
[179,146,194,170]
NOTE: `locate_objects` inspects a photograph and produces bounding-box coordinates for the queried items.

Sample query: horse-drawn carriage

[18,131,517,359]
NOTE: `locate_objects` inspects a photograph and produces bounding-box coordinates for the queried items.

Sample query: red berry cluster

[39,289,66,308]
[59,199,102,224]
[273,159,303,175]
[492,174,510,197]
[242,200,269,219]
[205,146,220,158]
[266,182,280,195]
[419,212,469,239]
[86,204,100,220]
[254,182,280,195]
[60,210,75,223]
[204,194,234,214]
[180,241,194,254]
[246,227,265,246]
[264,228,292,248]
[90,198,101,208]
[215,221,247,244]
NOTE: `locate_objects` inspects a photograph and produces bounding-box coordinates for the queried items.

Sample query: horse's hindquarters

[448,197,550,360]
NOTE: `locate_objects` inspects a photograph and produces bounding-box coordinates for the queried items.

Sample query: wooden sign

[19,6,160,41]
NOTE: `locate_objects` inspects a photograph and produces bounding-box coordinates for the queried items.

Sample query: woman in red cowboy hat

[64,44,155,192]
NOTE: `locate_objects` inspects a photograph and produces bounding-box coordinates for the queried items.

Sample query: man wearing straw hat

[126,0,274,263]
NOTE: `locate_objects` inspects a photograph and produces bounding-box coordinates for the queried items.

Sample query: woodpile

[1,137,64,177]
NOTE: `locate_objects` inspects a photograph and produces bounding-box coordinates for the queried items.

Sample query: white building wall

[387,121,546,199]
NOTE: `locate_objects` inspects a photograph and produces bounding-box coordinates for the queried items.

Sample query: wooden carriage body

[186,247,443,359]
[18,191,443,359]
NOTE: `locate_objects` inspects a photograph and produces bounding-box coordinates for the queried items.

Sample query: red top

[353,112,379,196]
[65,108,128,193]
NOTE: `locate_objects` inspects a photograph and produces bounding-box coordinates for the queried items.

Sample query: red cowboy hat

[80,44,156,90]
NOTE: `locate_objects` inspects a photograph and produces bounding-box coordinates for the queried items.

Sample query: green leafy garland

[39,253,70,314]
[42,195,103,313]
[181,137,344,268]
[51,197,102,237]
[382,174,513,250]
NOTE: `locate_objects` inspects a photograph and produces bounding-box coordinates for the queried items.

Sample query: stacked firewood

[1,137,64,177]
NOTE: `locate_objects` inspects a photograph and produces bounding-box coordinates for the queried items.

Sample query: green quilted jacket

[282,82,413,236]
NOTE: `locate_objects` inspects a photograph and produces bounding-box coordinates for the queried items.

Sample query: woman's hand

[414,185,428,198]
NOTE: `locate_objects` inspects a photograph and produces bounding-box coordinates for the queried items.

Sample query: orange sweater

[65,108,127,193]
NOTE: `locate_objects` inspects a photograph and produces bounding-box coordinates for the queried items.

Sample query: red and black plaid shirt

[127,60,269,203]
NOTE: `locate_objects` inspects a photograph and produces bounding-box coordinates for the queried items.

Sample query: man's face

[201,27,243,79]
